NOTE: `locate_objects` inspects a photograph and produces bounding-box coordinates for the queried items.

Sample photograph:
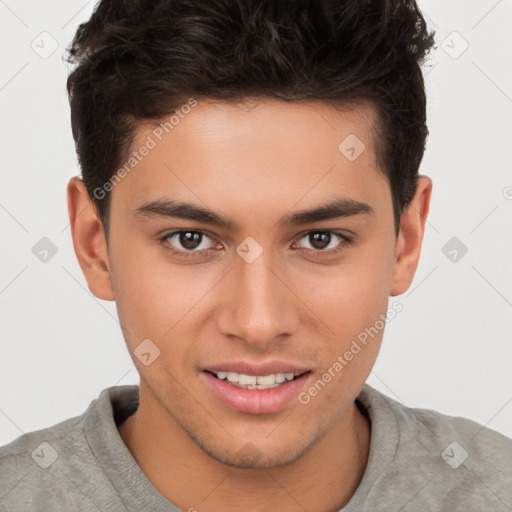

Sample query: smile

[209,370,304,390]
[202,369,312,415]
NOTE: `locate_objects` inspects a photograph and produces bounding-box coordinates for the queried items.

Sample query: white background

[1,0,511,446]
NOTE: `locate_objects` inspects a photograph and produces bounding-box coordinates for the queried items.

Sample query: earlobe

[390,176,432,296]
[67,176,115,301]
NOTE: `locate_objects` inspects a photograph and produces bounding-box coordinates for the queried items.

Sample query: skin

[67,98,431,512]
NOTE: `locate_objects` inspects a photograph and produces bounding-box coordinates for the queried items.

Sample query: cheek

[110,256,202,385]
[111,265,169,337]
[296,262,390,413]
[108,236,181,344]
[109,240,225,357]
[304,254,394,338]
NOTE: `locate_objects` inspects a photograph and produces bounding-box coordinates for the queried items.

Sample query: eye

[160,229,352,260]
[294,231,351,254]
[162,230,218,255]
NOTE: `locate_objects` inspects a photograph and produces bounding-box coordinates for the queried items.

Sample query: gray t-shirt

[1,384,511,511]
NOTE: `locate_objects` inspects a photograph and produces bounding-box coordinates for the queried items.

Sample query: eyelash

[160,230,352,259]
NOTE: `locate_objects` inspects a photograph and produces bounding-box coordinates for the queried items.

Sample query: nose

[216,250,300,351]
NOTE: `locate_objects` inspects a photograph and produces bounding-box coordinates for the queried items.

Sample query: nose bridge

[217,246,298,347]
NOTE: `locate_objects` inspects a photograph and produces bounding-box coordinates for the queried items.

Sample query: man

[1,0,511,510]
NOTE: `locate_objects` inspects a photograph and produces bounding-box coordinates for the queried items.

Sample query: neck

[118,384,370,512]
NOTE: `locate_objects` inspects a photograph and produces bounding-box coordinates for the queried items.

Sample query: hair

[65,0,435,236]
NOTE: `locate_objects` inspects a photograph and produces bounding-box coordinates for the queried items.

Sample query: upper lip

[204,361,310,376]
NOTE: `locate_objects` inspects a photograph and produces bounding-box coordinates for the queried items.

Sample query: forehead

[111,98,389,222]
[134,97,379,159]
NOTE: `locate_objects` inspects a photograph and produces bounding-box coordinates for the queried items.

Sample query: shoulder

[357,385,512,510]
[0,386,133,511]
[382,388,512,463]
[0,413,93,510]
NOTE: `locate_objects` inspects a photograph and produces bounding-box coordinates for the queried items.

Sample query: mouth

[206,370,308,390]
[201,367,312,415]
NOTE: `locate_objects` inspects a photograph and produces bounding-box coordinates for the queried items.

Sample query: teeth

[244,383,280,390]
[212,371,301,389]
[238,374,257,385]
[256,374,275,385]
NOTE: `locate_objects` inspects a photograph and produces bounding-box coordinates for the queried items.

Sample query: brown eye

[308,232,332,250]
[297,231,348,252]
[179,231,203,250]
[163,230,215,253]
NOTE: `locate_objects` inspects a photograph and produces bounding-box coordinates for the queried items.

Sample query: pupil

[310,232,330,250]
[180,231,201,250]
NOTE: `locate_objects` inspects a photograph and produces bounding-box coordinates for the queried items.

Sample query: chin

[197,433,318,470]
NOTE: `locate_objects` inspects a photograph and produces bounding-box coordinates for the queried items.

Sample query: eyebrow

[134,197,374,231]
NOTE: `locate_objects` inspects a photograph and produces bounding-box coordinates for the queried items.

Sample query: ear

[67,176,114,301]
[390,175,432,296]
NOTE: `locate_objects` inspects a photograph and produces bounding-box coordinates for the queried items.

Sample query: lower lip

[201,371,311,415]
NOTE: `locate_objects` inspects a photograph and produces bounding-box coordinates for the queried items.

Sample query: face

[70,98,429,469]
